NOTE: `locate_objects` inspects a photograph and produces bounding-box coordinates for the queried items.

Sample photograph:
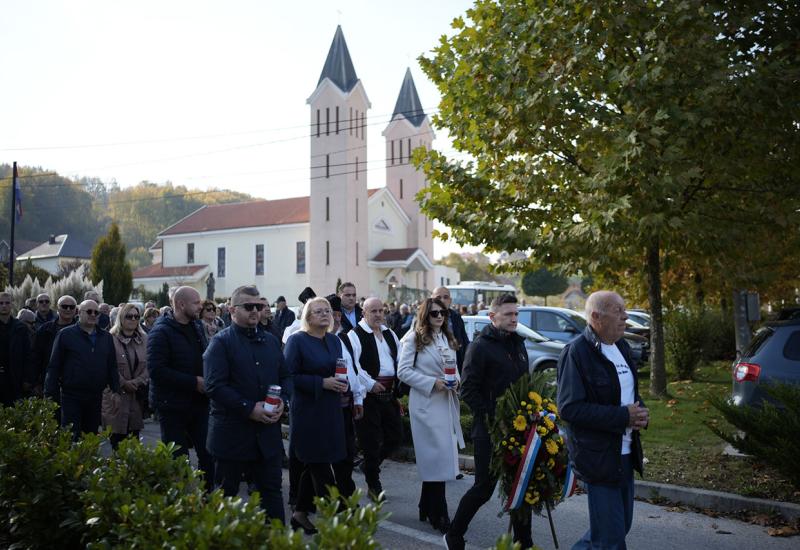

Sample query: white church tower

[383,68,436,290]
[307,26,370,295]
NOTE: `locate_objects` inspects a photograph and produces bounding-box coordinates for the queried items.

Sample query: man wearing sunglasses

[204,285,291,523]
[146,286,214,491]
[34,293,56,331]
[44,300,120,441]
[29,295,78,397]
[0,292,31,405]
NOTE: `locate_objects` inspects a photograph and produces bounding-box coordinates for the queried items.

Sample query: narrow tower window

[326,241,330,265]
[325,107,330,135]
[400,179,404,199]
[335,106,340,134]
[408,138,412,161]
[356,198,359,222]
[356,241,359,265]
[316,109,320,137]
[355,110,359,138]
[399,140,404,163]
[350,107,353,135]
[326,154,330,178]
[391,141,395,165]
[325,197,330,221]
[355,157,359,180]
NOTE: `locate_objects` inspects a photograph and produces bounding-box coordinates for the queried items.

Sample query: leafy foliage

[91,223,132,305]
[664,309,708,380]
[708,384,800,490]
[0,398,388,549]
[5,264,102,311]
[416,0,800,396]
[521,269,568,305]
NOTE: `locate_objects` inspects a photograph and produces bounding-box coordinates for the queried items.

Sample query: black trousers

[355,395,403,488]
[158,406,214,492]
[216,453,285,524]
[110,431,140,450]
[419,481,448,519]
[295,462,337,514]
[61,393,102,442]
[449,424,532,545]
[332,405,357,499]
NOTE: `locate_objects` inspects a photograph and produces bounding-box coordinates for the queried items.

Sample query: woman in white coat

[397,297,465,534]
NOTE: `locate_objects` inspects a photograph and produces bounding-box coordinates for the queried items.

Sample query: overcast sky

[0,0,483,258]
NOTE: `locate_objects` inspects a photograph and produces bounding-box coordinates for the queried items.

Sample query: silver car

[461,315,565,377]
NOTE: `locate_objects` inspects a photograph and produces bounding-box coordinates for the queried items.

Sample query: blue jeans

[573,454,634,550]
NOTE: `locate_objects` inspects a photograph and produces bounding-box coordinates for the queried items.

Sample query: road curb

[388,443,800,521]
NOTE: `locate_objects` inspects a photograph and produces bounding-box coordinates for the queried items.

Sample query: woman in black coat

[284,296,348,533]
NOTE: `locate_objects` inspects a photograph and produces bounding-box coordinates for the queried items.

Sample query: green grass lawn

[640,361,799,503]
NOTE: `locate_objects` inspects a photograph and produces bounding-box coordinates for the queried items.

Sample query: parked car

[461,315,565,377]
[731,318,800,408]
[626,310,651,327]
[478,306,649,366]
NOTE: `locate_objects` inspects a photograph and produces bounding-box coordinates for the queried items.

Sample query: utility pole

[9,162,18,286]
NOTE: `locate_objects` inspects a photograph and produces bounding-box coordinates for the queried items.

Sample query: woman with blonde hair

[283,296,349,534]
[102,303,149,449]
[397,297,464,533]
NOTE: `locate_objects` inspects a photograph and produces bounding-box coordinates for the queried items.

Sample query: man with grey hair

[0,291,32,405]
[29,294,78,396]
[204,285,290,522]
[45,299,119,440]
[557,290,649,549]
[347,296,403,500]
[34,292,56,330]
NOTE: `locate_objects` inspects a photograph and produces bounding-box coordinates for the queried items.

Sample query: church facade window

[296,242,306,274]
[187,243,194,264]
[335,106,340,134]
[255,244,264,276]
[316,109,320,137]
[325,107,330,135]
[399,179,403,199]
[217,247,226,278]
[325,197,330,221]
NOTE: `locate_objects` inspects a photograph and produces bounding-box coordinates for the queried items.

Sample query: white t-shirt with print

[601,342,635,455]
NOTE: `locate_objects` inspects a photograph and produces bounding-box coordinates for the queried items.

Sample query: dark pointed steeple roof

[392,68,426,127]
[317,25,359,93]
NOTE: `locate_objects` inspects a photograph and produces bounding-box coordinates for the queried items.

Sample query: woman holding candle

[284,296,349,534]
[397,297,464,534]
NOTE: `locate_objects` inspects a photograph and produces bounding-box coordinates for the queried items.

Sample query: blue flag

[13,164,22,222]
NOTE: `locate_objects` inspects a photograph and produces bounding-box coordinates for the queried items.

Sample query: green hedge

[665,308,736,380]
[0,399,386,549]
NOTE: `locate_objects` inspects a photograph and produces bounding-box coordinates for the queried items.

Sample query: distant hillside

[0,164,253,269]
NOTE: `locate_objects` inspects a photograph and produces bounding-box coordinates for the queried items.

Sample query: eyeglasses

[310,309,332,316]
[0,301,10,306]
[81,309,99,316]
[124,314,140,320]
[434,295,451,301]
[236,303,265,312]
[428,310,447,318]
[59,304,76,310]
[204,306,216,312]
[38,299,50,304]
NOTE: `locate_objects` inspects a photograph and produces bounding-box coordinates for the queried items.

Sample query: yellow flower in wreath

[535,470,545,481]
[513,415,527,431]
[537,426,548,436]
[525,492,535,504]
[547,402,558,414]
[528,392,543,407]
[543,417,555,431]
[547,457,555,468]
[546,439,559,455]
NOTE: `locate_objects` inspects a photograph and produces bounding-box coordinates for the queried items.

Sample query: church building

[133,26,458,304]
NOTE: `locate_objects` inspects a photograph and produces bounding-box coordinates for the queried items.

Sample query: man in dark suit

[273,296,295,339]
[338,282,362,334]
[432,287,470,373]
[204,285,291,523]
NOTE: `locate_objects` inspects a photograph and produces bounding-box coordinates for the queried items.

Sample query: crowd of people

[0,282,647,550]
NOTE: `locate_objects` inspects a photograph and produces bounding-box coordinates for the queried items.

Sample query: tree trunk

[647,238,668,398]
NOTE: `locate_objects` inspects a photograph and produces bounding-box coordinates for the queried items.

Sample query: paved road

[138,421,796,549]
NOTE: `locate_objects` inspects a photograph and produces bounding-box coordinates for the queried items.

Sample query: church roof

[317,25,359,93]
[132,262,208,279]
[160,196,311,236]
[392,68,426,127]
[16,234,92,260]
[372,248,419,262]
[159,190,381,236]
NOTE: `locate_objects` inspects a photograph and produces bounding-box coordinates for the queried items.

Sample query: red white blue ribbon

[561,464,577,500]
[506,427,541,511]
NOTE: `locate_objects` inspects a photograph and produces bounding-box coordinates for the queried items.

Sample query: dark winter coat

[44,324,120,399]
[556,326,645,485]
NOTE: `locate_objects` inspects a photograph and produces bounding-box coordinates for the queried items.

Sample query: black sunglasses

[59,304,76,310]
[429,309,447,318]
[237,303,265,312]
[38,299,50,304]
[125,314,140,320]
[82,309,99,316]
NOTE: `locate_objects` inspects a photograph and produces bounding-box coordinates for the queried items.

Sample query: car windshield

[516,322,549,342]
[743,327,774,358]
[568,311,587,328]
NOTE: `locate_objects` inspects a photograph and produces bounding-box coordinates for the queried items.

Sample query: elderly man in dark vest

[347,296,403,501]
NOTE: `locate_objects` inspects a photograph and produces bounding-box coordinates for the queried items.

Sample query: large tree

[91,223,132,306]
[522,268,568,306]
[417,0,800,396]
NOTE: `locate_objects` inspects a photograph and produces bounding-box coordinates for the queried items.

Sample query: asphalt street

[138,421,796,549]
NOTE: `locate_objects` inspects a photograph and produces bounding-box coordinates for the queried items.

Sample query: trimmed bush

[664,309,708,380]
[708,383,800,490]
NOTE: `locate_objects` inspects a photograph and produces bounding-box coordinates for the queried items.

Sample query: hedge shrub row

[0,399,386,549]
